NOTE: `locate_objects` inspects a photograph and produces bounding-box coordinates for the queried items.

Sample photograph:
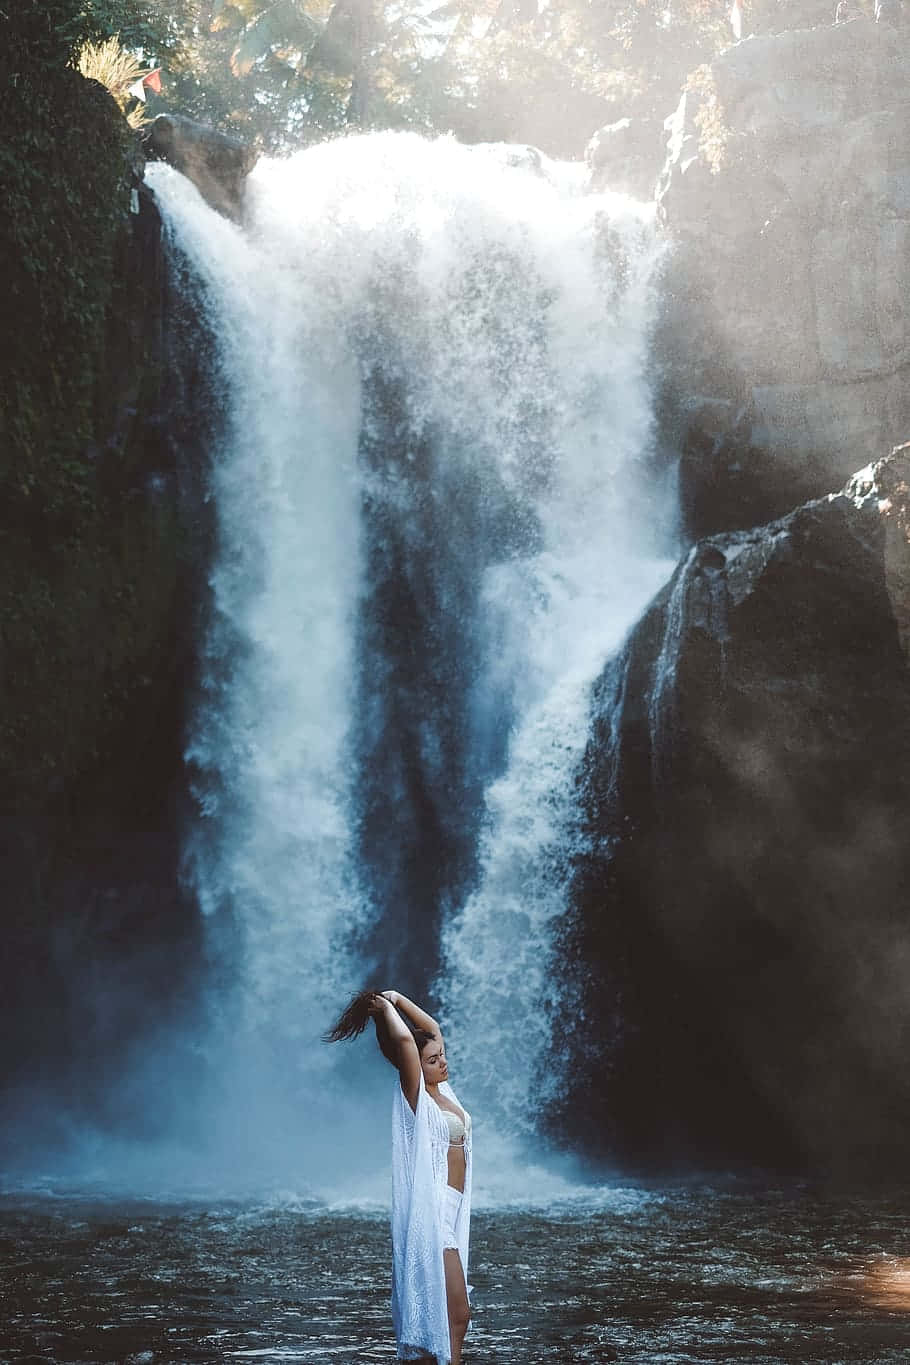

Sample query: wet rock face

[561,451,910,1173]
[144,114,258,219]
[658,19,910,538]
[585,117,665,200]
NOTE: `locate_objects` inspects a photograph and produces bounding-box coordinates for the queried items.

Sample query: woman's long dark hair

[325,989,435,1066]
[324,989,378,1043]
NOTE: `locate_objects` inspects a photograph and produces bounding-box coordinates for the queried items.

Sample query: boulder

[558,447,910,1173]
[711,21,906,136]
[143,113,258,220]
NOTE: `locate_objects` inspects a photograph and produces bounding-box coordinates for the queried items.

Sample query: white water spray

[150,162,364,1056]
[436,164,674,1183]
[150,132,673,1199]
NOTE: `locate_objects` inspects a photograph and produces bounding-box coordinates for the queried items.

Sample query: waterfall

[149,132,674,1198]
[648,544,696,786]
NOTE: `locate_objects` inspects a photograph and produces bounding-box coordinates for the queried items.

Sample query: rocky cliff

[560,448,910,1173]
[570,19,910,1175]
[143,114,259,220]
[656,17,910,541]
[567,12,910,1173]
[0,69,212,1150]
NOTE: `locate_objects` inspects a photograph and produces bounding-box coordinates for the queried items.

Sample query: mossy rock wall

[0,68,182,810]
[0,61,206,1146]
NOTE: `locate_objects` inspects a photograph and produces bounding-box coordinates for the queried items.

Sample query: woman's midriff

[447,1143,466,1193]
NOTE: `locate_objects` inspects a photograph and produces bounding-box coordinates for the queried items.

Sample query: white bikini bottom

[441,1184,463,1250]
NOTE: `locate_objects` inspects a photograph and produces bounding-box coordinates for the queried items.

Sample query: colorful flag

[128,68,163,103]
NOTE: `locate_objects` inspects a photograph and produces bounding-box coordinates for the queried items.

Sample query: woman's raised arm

[381,990,440,1040]
[372,994,422,1111]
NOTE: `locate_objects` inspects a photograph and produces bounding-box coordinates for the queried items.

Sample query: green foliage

[0,0,169,72]
[2,0,735,154]
[1,2,85,72]
[0,66,129,500]
[408,0,730,154]
[686,62,734,173]
[158,0,368,147]
[171,0,685,152]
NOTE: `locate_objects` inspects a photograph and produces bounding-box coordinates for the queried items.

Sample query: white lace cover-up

[391,1072,473,1364]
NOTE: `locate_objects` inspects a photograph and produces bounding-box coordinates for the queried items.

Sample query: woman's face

[420,1037,449,1087]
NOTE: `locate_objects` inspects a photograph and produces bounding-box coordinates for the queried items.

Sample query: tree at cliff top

[175,0,731,153]
[48,0,733,153]
[407,0,728,155]
[118,0,471,148]
[151,0,343,147]
[256,0,730,152]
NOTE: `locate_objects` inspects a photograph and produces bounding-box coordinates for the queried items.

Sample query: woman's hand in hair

[380,990,399,1007]
[387,992,440,1039]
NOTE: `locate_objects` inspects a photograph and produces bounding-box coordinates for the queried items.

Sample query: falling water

[647,544,696,786]
[149,132,674,1197]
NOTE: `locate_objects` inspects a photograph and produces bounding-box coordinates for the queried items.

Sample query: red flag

[143,68,163,94]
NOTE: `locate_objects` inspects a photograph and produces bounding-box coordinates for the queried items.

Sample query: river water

[5,1183,910,1363]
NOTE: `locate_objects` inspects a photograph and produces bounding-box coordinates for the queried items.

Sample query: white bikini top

[441,1104,471,1145]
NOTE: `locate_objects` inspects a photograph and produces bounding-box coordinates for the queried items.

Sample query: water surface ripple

[5,1184,910,1362]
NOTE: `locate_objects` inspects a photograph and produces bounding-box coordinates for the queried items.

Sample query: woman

[326,988,472,1365]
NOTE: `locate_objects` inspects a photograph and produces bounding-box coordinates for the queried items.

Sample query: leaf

[210,4,246,33]
[303,0,361,77]
[230,0,322,77]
